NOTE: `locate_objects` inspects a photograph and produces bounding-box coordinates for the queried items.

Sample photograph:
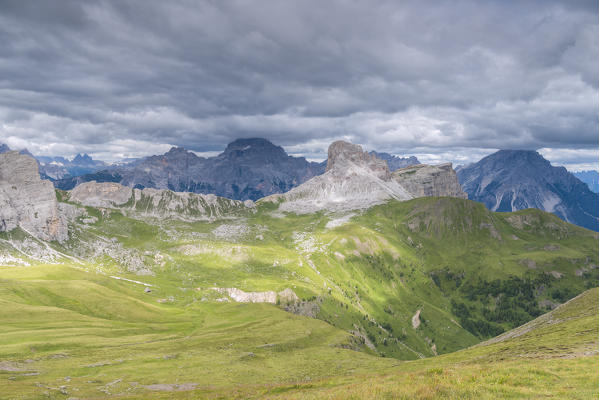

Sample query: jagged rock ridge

[574,171,599,193]
[0,152,67,242]
[267,141,467,214]
[370,151,420,171]
[37,153,109,180]
[69,181,254,220]
[458,150,599,231]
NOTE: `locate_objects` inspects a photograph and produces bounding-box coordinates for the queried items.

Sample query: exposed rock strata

[265,141,413,213]
[211,287,299,304]
[264,141,466,214]
[69,181,253,220]
[0,152,67,242]
[393,163,467,199]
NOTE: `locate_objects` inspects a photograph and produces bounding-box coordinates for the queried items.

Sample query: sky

[1,0,599,170]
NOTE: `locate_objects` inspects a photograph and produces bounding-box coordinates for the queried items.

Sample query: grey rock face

[458,150,599,232]
[265,141,413,213]
[55,138,325,201]
[69,181,254,220]
[0,152,67,242]
[70,182,133,208]
[326,141,391,179]
[393,163,467,199]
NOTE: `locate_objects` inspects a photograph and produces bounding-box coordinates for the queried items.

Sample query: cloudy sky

[1,0,598,169]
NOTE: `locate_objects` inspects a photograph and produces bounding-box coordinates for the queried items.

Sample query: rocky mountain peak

[222,138,287,161]
[72,153,93,163]
[265,141,411,213]
[484,150,551,170]
[326,141,390,179]
[393,163,467,199]
[458,149,599,231]
[165,146,192,155]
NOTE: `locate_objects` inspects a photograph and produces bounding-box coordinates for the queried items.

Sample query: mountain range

[574,170,599,193]
[5,138,599,233]
[53,138,327,200]
[369,151,420,171]
[458,150,599,232]
[1,142,599,398]
[0,143,109,180]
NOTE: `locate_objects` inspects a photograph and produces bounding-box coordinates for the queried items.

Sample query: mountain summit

[265,140,412,213]
[458,150,599,231]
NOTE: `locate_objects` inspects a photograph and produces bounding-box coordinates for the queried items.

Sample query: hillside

[254,286,599,399]
[1,190,599,397]
[1,149,599,398]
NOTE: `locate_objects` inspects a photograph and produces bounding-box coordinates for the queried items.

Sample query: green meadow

[1,196,599,398]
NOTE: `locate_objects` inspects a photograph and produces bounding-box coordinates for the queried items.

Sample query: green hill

[258,286,599,399]
[1,196,599,398]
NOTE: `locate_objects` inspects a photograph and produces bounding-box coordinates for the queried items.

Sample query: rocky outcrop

[265,141,412,213]
[211,287,299,304]
[393,163,467,199]
[326,141,391,178]
[0,152,67,242]
[69,181,254,220]
[69,182,132,207]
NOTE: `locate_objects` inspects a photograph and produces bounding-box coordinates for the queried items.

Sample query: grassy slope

[0,265,394,399]
[1,196,599,398]
[253,286,599,399]
[47,197,599,360]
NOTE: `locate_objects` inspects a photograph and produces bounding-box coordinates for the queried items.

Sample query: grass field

[1,265,598,399]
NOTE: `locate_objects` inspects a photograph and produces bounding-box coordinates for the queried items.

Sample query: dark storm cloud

[0,0,598,165]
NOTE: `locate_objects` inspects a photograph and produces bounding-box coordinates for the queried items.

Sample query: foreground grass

[0,265,394,399]
[1,265,598,399]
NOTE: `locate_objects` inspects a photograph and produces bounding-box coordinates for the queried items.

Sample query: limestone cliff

[0,152,67,242]
[264,141,412,213]
[69,181,254,220]
[393,163,467,199]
